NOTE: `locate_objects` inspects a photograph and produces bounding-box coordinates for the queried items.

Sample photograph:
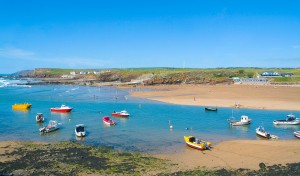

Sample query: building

[233,77,268,85]
[260,71,280,77]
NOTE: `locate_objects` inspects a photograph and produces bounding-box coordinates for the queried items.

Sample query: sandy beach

[130,84,300,111]
[130,84,300,171]
[156,140,300,171]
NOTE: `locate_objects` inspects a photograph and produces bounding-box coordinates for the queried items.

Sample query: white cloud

[0,47,35,58]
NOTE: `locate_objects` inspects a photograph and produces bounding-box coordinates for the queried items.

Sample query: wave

[0,78,32,88]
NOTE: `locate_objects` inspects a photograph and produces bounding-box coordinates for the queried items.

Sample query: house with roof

[260,71,280,77]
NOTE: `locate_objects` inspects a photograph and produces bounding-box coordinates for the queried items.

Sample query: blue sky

[0,0,299,73]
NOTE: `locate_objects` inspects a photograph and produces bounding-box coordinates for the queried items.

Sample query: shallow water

[0,79,299,153]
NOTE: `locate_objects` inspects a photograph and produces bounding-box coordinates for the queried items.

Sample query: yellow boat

[183,136,212,150]
[12,103,32,110]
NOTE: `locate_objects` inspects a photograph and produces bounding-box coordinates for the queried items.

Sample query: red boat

[102,116,116,126]
[111,110,130,117]
[50,105,72,113]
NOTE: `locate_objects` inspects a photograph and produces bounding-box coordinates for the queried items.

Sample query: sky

[0,0,300,73]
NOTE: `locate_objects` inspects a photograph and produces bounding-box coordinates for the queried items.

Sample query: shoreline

[1,139,299,174]
[129,84,300,111]
[155,139,300,171]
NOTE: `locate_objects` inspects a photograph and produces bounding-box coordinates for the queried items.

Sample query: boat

[102,116,116,126]
[227,115,251,126]
[204,107,217,111]
[35,113,44,122]
[50,104,72,113]
[75,124,86,137]
[294,131,300,138]
[256,126,278,139]
[111,110,130,117]
[39,120,60,133]
[12,103,31,110]
[273,114,300,125]
[183,136,212,150]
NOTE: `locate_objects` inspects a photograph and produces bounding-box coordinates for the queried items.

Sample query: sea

[0,77,299,154]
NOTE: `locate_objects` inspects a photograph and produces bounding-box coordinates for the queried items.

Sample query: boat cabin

[241,115,250,122]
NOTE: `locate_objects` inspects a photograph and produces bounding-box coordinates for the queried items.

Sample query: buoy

[170,125,173,129]
[185,127,189,130]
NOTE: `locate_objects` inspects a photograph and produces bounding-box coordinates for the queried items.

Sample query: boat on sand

[102,116,116,126]
[227,115,251,126]
[294,131,300,138]
[112,110,130,117]
[183,136,212,150]
[256,126,278,139]
[50,105,72,113]
[75,124,86,137]
[39,120,60,133]
[273,114,300,125]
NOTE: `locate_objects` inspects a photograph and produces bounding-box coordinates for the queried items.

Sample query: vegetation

[1,141,299,176]
[24,67,300,84]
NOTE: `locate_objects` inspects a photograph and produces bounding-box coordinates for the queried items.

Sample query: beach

[130,84,300,171]
[156,139,300,171]
[130,84,300,111]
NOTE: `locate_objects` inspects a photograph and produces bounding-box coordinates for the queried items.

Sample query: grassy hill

[27,67,300,85]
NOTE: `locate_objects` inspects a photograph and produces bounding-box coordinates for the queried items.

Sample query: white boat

[39,120,60,133]
[273,114,300,125]
[36,113,44,122]
[294,131,300,138]
[256,126,278,139]
[228,115,251,126]
[75,124,86,137]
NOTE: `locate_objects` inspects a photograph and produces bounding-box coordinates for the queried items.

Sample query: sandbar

[130,84,300,111]
[155,139,300,170]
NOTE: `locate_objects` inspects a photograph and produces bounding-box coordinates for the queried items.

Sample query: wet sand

[130,84,300,111]
[155,139,300,170]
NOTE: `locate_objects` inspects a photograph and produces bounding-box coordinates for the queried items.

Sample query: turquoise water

[0,78,299,153]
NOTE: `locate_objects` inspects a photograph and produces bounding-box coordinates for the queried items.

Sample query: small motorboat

[111,110,130,117]
[204,107,217,111]
[273,114,300,125]
[39,120,60,133]
[102,116,116,126]
[75,124,86,137]
[227,115,251,126]
[12,103,31,110]
[183,136,212,150]
[294,131,300,138]
[256,126,278,139]
[36,113,44,122]
[50,104,72,113]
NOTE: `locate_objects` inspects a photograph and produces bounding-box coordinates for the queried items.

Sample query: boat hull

[111,113,129,117]
[273,120,300,125]
[102,116,116,126]
[50,108,72,113]
[205,107,217,111]
[183,136,211,150]
[12,103,31,110]
[294,131,300,138]
[75,124,86,137]
[231,121,251,126]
